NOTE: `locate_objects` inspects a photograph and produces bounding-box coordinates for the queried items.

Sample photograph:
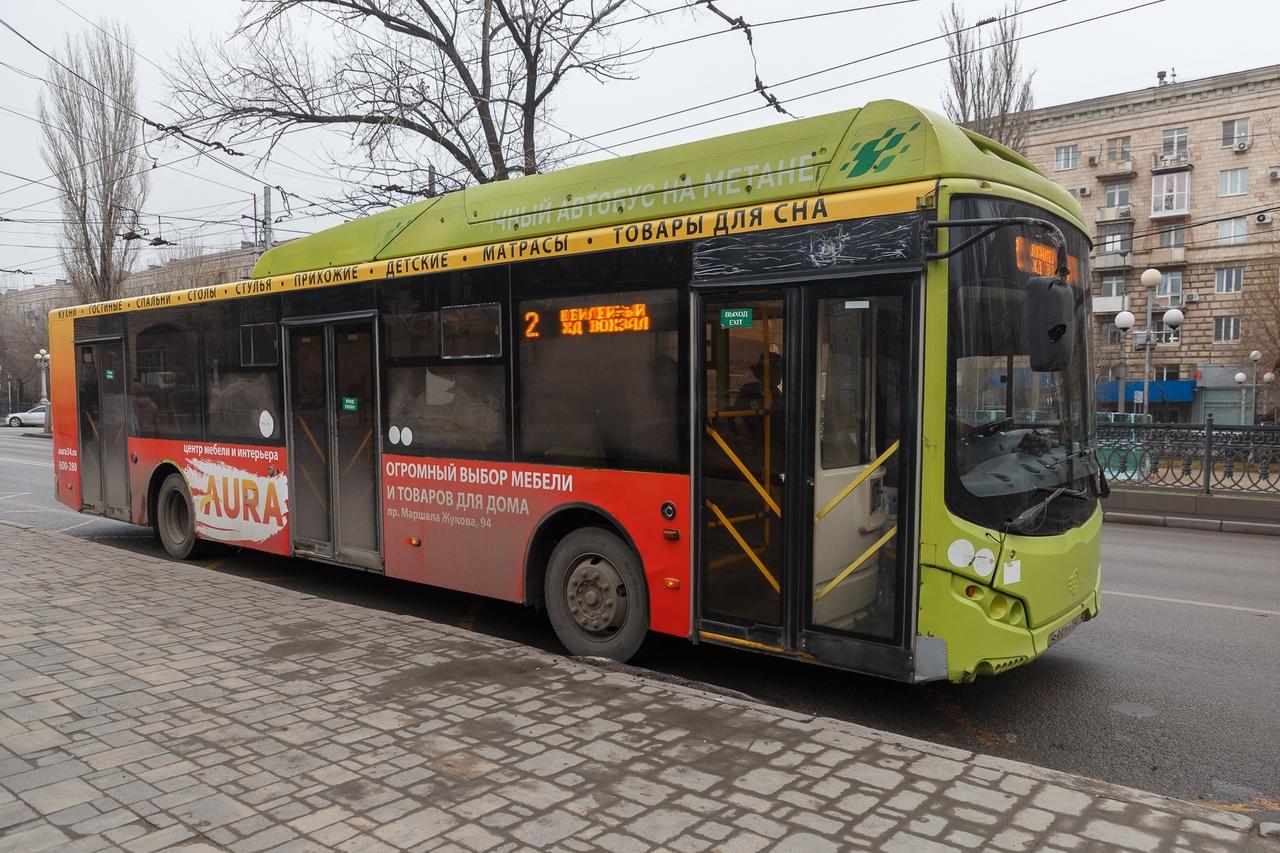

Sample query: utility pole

[262,185,273,250]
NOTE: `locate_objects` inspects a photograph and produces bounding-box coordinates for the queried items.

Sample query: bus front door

[285,320,382,571]
[75,339,130,521]
[699,295,788,648]
[697,281,916,677]
[800,285,913,672]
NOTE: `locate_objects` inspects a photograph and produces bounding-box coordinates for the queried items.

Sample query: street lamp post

[1235,371,1248,424]
[1249,350,1262,423]
[1114,268,1182,420]
[1264,371,1277,424]
[34,348,50,435]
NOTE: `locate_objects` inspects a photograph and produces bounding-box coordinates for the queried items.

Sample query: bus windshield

[945,196,1096,534]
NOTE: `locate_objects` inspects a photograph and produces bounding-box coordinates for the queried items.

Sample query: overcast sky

[0,0,1273,287]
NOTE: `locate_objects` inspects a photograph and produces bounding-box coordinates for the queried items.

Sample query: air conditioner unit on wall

[1257,212,1274,225]
[1078,186,1091,196]
[1184,292,1199,303]
[1235,140,1251,152]
[1088,155,1099,166]
[1270,167,1280,181]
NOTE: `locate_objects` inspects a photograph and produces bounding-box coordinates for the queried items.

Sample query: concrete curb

[2,517,1271,845]
[1105,510,1280,536]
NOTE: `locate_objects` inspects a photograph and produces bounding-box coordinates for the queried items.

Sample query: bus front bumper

[916,565,1102,683]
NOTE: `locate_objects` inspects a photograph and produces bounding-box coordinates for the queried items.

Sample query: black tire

[7,417,19,427]
[545,527,648,661]
[154,472,200,559]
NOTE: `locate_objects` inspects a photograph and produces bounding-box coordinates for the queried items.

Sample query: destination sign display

[1015,236,1081,284]
[523,302,655,339]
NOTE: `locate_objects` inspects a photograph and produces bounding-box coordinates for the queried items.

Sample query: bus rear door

[284,318,383,571]
[75,338,130,521]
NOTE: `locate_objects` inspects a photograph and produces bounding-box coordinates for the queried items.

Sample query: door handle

[805,477,815,487]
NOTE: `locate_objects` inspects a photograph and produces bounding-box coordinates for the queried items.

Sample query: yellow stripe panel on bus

[52,180,935,321]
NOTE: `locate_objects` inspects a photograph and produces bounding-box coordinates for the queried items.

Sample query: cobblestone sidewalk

[0,522,1273,852]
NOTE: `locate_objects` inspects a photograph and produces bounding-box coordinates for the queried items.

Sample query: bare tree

[1241,282,1280,422]
[38,22,149,304]
[940,2,1035,152]
[168,0,646,211]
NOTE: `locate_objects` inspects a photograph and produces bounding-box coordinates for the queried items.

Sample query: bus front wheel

[155,472,200,560]
[545,527,648,661]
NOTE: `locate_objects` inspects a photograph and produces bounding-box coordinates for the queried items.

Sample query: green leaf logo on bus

[839,122,922,180]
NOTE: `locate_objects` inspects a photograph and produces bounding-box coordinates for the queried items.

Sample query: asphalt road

[2,426,1278,821]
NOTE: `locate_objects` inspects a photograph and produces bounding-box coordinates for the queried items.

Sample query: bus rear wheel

[155,472,200,560]
[545,527,648,661]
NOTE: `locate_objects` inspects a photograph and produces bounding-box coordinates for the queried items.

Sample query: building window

[1106,136,1131,161]
[1154,364,1181,381]
[1100,275,1125,298]
[1053,144,1078,171]
[1152,172,1189,216]
[1155,321,1181,344]
[1222,118,1250,148]
[1157,271,1182,300]
[1214,315,1241,342]
[1219,168,1248,197]
[1103,324,1123,346]
[1157,226,1185,248]
[1104,183,1130,207]
[1162,128,1189,154]
[1218,217,1247,246]
[1098,222,1131,253]
[1215,267,1244,294]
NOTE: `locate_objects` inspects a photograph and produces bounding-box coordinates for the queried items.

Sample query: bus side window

[204,301,283,443]
[516,289,682,471]
[129,307,204,439]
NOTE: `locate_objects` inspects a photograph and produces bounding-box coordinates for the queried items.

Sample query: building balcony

[1149,204,1190,219]
[1096,158,1136,180]
[1094,251,1133,270]
[1093,294,1130,314]
[1097,204,1134,222]
[1151,148,1193,172]
[1132,329,1180,348]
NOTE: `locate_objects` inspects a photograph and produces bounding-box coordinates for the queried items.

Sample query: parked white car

[6,406,46,427]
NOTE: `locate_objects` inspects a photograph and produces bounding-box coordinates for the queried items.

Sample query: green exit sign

[720,307,753,328]
[104,369,115,380]
[341,396,359,412]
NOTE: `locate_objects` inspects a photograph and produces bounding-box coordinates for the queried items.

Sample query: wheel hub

[565,554,627,635]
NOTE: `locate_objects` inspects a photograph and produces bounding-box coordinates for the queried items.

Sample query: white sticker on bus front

[389,426,401,445]
[259,410,274,438]
[401,427,413,445]
[947,539,975,568]
[845,300,870,309]
[973,548,996,577]
[1004,559,1022,584]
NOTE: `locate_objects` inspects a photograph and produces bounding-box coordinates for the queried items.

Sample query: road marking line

[0,492,32,500]
[1107,590,1280,617]
[56,519,95,533]
[0,456,49,468]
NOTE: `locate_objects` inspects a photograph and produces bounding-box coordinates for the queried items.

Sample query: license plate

[1049,617,1082,647]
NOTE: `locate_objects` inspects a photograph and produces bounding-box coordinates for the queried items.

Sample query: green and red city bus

[48,100,1103,683]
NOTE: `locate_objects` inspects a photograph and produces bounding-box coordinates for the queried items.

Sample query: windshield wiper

[1003,485,1089,535]
[1044,447,1095,469]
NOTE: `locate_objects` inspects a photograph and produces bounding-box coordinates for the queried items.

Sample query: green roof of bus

[252,99,1083,278]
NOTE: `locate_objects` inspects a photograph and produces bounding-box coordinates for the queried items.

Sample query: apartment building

[1021,65,1280,423]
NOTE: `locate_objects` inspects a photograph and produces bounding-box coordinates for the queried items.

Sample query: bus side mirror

[1026,276,1075,372]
